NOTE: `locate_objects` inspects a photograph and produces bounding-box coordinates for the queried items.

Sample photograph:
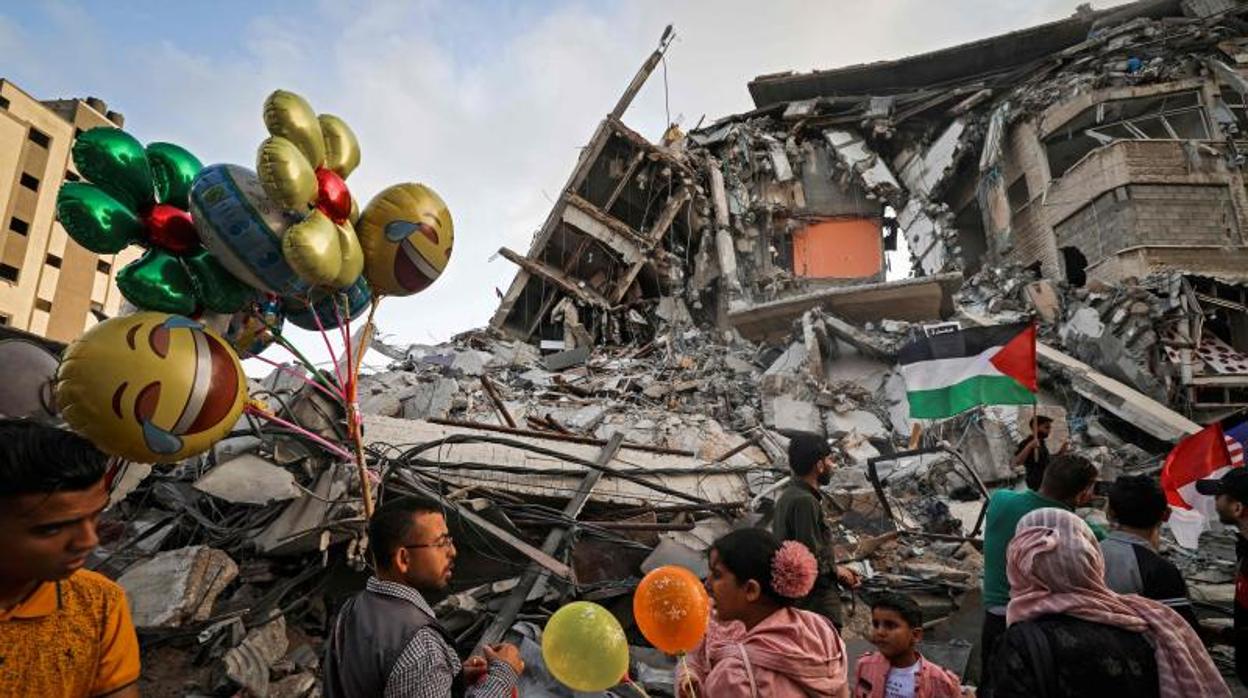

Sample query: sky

[0,0,1115,370]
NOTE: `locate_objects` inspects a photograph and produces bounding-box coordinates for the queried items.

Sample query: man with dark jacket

[1200,467,1248,686]
[773,432,861,628]
[1100,475,1198,628]
[323,496,524,697]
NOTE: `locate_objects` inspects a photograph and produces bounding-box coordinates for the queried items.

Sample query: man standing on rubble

[978,453,1102,693]
[1012,415,1066,491]
[323,496,524,698]
[774,432,862,629]
[0,419,141,698]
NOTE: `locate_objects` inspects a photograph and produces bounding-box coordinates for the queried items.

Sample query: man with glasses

[323,496,524,697]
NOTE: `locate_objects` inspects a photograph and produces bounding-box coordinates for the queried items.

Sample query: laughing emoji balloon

[56,312,248,463]
[356,183,453,297]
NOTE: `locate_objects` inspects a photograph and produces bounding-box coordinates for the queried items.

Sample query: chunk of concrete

[194,454,301,505]
[401,377,460,420]
[825,410,887,440]
[222,614,289,697]
[118,546,238,628]
[542,347,591,371]
[254,461,351,555]
[566,405,608,432]
[764,343,808,377]
[451,350,492,376]
[764,396,825,436]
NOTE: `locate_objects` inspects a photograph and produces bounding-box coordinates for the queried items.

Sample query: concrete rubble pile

[86,1,1248,693]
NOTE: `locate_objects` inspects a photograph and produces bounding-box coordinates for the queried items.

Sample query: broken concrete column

[221,614,289,697]
[118,546,239,628]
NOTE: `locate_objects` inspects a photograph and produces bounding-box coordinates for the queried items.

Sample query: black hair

[710,527,792,607]
[1040,453,1098,501]
[787,432,831,477]
[870,591,923,628]
[369,495,444,571]
[1032,415,1054,427]
[0,419,108,497]
[1108,475,1168,529]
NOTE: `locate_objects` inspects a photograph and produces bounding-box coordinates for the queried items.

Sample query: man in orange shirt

[0,419,140,697]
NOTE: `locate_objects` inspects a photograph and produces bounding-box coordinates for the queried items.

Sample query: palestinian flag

[899,322,1037,419]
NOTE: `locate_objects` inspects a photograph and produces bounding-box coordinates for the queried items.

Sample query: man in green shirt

[977,453,1101,691]
[773,432,861,628]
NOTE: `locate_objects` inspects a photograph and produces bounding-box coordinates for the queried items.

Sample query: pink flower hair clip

[771,540,818,598]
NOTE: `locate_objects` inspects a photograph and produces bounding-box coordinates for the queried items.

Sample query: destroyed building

[52,2,1248,696]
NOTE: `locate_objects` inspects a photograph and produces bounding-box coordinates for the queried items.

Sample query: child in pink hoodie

[853,592,966,698]
[678,528,849,698]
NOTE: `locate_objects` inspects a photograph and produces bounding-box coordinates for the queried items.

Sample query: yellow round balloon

[541,601,629,692]
[356,183,454,296]
[56,313,248,463]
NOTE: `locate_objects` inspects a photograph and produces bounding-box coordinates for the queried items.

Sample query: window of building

[1220,88,1248,135]
[34,298,51,313]
[0,264,18,283]
[0,313,9,326]
[1044,90,1210,177]
[27,128,50,149]
[1007,176,1030,212]
[9,217,28,236]
[96,259,112,274]
[0,95,9,110]
[19,173,39,192]
[45,254,62,269]
[65,170,81,182]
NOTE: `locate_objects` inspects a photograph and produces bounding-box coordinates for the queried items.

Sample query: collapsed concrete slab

[118,546,238,629]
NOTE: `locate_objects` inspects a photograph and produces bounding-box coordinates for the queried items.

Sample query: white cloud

[3,0,1099,370]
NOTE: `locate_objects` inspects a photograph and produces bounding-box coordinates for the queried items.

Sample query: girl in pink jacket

[678,528,850,698]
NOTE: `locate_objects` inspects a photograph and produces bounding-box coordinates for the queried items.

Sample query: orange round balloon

[633,565,710,655]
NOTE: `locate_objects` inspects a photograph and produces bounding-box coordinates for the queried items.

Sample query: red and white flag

[1161,423,1234,548]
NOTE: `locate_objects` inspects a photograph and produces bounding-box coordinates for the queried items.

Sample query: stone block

[194,454,301,505]
[119,546,238,628]
[764,396,825,435]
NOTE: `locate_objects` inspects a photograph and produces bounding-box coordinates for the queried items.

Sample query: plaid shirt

[367,578,518,698]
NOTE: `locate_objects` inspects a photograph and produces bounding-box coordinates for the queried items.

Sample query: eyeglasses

[403,535,454,551]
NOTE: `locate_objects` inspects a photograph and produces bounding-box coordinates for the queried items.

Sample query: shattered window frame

[1219,87,1248,136]
[1044,90,1211,177]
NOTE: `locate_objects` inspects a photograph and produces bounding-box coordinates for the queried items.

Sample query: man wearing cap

[1200,467,1248,685]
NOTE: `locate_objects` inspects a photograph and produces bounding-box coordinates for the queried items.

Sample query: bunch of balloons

[540,566,709,694]
[56,129,252,315]
[52,87,457,467]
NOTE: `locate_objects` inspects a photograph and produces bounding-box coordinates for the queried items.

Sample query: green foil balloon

[184,249,251,314]
[116,251,196,315]
[72,128,155,212]
[56,183,143,253]
[147,143,203,211]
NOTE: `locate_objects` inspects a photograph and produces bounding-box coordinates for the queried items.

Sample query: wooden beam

[480,375,517,429]
[602,148,647,212]
[497,247,613,309]
[565,194,651,256]
[475,433,626,650]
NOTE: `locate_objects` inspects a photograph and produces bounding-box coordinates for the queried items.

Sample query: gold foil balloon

[256,137,318,210]
[281,210,363,288]
[356,183,454,296]
[318,114,360,178]
[56,313,248,463]
[254,89,363,290]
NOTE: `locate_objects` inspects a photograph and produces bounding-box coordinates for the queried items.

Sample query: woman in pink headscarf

[989,507,1229,698]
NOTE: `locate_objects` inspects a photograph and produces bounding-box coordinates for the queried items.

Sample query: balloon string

[677,655,696,698]
[249,353,344,403]
[623,679,652,698]
[246,403,354,461]
[348,295,381,520]
[258,314,341,395]
[307,293,345,390]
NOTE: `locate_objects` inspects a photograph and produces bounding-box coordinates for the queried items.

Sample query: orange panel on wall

[791,219,883,279]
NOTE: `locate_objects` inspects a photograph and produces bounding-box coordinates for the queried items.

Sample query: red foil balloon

[315,167,352,223]
[144,203,199,255]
